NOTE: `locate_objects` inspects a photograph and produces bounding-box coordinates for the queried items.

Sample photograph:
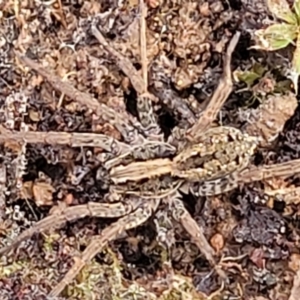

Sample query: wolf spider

[1,21,300,297]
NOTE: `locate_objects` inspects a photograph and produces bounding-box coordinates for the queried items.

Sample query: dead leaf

[19,181,34,200]
[32,181,55,206]
[210,233,224,253]
[28,109,41,122]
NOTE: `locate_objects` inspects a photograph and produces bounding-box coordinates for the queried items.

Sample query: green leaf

[269,38,294,50]
[293,0,300,20]
[292,35,300,73]
[235,70,262,86]
[267,0,298,24]
[294,0,300,22]
[252,63,267,76]
[264,23,298,37]
[252,24,298,51]
[291,32,300,93]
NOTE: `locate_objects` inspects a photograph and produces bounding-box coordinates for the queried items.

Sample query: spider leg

[91,25,146,97]
[152,86,197,127]
[91,25,161,138]
[190,158,300,196]
[186,32,241,139]
[239,158,300,183]
[0,126,131,155]
[0,199,142,256]
[48,198,160,297]
[92,19,196,138]
[136,93,161,137]
[170,195,216,265]
[15,52,142,144]
[138,0,163,138]
[0,126,177,170]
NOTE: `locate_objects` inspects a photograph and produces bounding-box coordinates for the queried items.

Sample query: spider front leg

[194,158,300,196]
[0,125,132,156]
[91,25,162,139]
[137,93,161,136]
[186,31,241,140]
[239,158,300,183]
[15,52,143,144]
[48,198,160,297]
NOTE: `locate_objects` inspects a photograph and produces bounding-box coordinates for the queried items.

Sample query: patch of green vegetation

[63,246,219,300]
[42,232,61,252]
[0,260,29,277]
[252,0,300,93]
[0,235,224,299]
